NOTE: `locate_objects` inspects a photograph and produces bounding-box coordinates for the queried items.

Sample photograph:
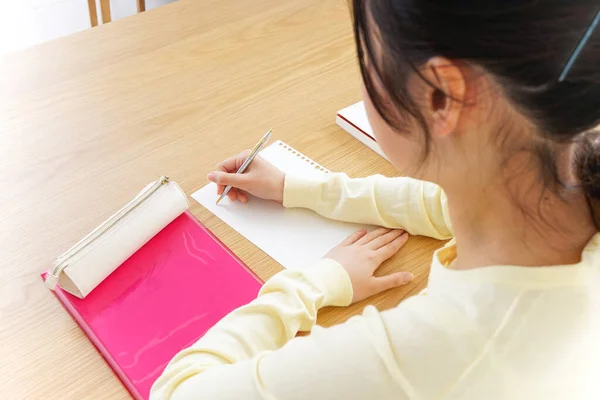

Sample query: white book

[336,101,389,161]
[192,141,368,269]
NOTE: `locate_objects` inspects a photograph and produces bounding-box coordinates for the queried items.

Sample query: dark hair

[352,0,600,227]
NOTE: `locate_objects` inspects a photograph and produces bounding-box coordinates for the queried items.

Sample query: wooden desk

[0,0,442,398]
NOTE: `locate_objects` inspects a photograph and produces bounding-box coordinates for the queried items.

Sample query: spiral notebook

[192,140,367,269]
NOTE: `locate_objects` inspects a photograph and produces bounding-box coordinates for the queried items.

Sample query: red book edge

[40,210,263,400]
[336,112,377,142]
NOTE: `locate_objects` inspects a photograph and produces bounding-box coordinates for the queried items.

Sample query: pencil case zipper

[44,176,170,290]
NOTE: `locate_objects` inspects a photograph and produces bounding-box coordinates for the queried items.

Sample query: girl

[151,2,600,399]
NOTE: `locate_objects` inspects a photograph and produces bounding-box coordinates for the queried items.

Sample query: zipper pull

[44,270,60,290]
[44,176,170,292]
[45,259,66,290]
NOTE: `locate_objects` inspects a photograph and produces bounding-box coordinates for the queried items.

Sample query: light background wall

[0,0,176,56]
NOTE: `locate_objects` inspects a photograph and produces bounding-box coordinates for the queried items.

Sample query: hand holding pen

[207,129,286,204]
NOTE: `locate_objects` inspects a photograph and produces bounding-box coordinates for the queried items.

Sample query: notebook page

[192,141,365,269]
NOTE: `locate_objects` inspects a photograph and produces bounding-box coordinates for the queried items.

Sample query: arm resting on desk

[283,173,453,240]
[149,259,453,400]
[150,259,352,399]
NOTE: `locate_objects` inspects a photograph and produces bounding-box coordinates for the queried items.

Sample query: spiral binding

[276,141,329,173]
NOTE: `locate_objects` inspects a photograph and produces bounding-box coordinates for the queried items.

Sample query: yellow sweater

[150,174,600,400]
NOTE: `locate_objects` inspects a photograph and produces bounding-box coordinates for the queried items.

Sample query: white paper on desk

[192,140,366,269]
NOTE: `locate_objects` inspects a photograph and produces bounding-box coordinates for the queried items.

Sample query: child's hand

[207,151,285,203]
[324,228,412,303]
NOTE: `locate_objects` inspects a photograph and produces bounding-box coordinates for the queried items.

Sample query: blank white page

[192,141,365,269]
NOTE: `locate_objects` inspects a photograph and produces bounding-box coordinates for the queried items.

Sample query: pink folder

[41,211,263,399]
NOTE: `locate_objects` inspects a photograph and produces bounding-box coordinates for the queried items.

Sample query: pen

[216,128,273,204]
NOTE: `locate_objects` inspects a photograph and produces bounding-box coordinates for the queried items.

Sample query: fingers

[227,190,248,203]
[215,187,247,203]
[209,151,254,198]
[340,228,368,246]
[227,188,238,202]
[355,227,391,245]
[207,171,247,190]
[374,271,414,292]
[375,232,409,260]
[368,229,405,250]
[216,150,252,174]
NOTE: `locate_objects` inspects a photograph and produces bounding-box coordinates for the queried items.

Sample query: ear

[421,57,466,138]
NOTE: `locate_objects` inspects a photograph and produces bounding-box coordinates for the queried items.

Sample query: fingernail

[207,173,216,181]
[403,272,414,283]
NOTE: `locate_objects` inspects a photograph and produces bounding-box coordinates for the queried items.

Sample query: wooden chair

[88,0,99,26]
[88,0,147,26]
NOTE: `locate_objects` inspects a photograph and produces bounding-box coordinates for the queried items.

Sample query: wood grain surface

[0,0,443,398]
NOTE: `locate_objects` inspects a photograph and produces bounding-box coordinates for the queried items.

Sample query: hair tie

[558,9,600,82]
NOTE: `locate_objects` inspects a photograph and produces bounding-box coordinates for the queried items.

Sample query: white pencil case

[44,176,189,298]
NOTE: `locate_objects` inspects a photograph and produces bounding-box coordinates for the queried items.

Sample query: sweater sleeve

[149,262,475,400]
[149,259,355,399]
[149,258,426,400]
[283,173,453,240]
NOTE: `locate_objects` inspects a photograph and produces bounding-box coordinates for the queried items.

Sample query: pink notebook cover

[41,211,263,399]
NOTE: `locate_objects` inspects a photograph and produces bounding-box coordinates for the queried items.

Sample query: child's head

[353,1,600,230]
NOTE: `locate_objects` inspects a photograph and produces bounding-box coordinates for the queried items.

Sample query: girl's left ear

[422,57,466,138]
